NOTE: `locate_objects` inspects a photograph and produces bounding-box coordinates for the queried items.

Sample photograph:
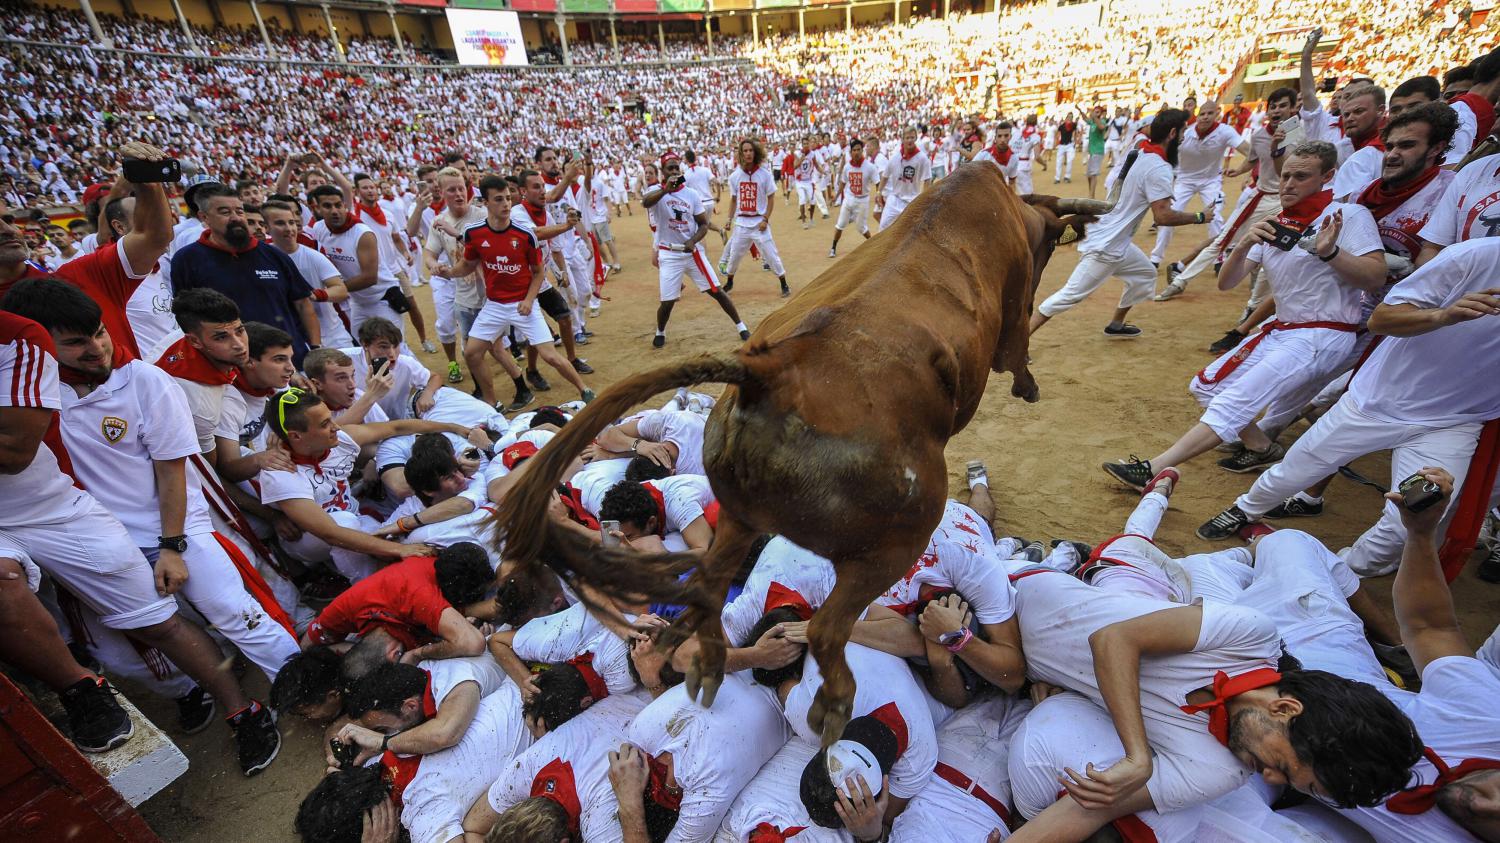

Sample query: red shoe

[1141,467,1180,497]
[1237,522,1276,542]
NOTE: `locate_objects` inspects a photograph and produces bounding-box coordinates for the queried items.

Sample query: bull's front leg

[670,511,759,708]
[806,550,913,746]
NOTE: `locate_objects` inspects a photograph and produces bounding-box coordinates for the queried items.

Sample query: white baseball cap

[823,739,884,797]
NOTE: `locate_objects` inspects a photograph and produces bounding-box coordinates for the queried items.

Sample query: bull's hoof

[686,655,724,708]
[808,690,852,748]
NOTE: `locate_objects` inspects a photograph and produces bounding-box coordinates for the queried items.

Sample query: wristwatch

[157,535,188,553]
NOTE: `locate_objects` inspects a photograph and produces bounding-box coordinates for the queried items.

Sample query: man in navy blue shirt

[171,184,321,365]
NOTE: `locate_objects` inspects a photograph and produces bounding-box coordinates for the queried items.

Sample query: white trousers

[722,220,785,276]
[1150,179,1225,264]
[1014,162,1034,196]
[1175,189,1278,285]
[1189,325,1354,442]
[1053,146,1075,182]
[1235,395,1493,577]
[1037,246,1157,317]
[280,510,382,583]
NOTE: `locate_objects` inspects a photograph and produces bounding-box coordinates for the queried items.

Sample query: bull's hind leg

[668,511,758,708]
[806,546,916,747]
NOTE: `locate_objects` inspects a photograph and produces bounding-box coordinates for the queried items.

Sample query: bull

[497,162,1108,745]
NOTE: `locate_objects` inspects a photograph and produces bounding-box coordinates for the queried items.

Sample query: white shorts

[592,219,613,243]
[658,245,720,301]
[835,196,870,232]
[879,196,913,229]
[795,181,816,205]
[0,500,176,630]
[468,298,553,346]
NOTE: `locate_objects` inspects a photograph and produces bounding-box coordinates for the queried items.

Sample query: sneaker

[505,390,535,413]
[176,685,216,735]
[1372,642,1421,690]
[446,362,463,383]
[1103,323,1142,339]
[822,212,829,219]
[229,702,281,776]
[966,459,988,489]
[652,334,666,349]
[803,220,811,230]
[526,369,551,392]
[571,358,594,375]
[1217,442,1285,473]
[1020,541,1048,564]
[739,328,751,341]
[573,331,589,346]
[1197,505,1253,540]
[828,248,836,258]
[552,335,563,347]
[420,340,438,354]
[762,261,772,272]
[589,304,601,318]
[581,388,597,404]
[723,278,734,292]
[1102,456,1154,492]
[1478,543,1500,584]
[1208,329,1247,355]
[1140,467,1179,498]
[780,282,791,298]
[581,329,596,338]
[1154,281,1185,302]
[1264,496,1323,519]
[59,676,133,753]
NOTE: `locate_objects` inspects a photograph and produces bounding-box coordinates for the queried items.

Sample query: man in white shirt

[792,136,822,228]
[1194,238,1500,572]
[422,167,487,384]
[891,695,1032,841]
[1104,141,1389,492]
[308,184,404,334]
[643,156,748,349]
[1012,115,1044,195]
[830,138,880,258]
[876,126,932,231]
[1031,110,1209,340]
[0,284,286,775]
[1416,151,1500,263]
[264,200,351,349]
[1149,101,1246,266]
[721,138,791,299]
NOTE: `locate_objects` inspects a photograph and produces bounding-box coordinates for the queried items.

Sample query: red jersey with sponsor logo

[462,221,541,304]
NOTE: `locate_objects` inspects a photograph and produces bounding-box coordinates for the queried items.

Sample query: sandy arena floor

[135,165,1500,841]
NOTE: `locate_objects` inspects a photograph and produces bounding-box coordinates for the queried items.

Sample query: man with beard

[1104,141,1388,491]
[170,185,320,366]
[1030,109,1209,340]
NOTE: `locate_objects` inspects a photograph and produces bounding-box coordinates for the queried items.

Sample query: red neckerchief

[1139,142,1169,161]
[1021,125,1038,139]
[988,144,1013,165]
[645,752,683,811]
[380,750,423,807]
[355,200,387,227]
[1357,166,1442,220]
[868,701,909,757]
[1387,746,1500,814]
[428,199,445,213]
[1275,189,1335,228]
[521,200,547,228]
[322,213,357,235]
[542,173,560,188]
[643,481,670,537]
[1455,92,1498,146]
[235,376,277,399]
[418,669,438,717]
[749,823,807,843]
[1195,121,1221,139]
[566,652,609,701]
[58,342,129,387]
[530,758,582,836]
[195,228,258,256]
[560,484,602,530]
[1350,131,1387,152]
[290,447,332,473]
[296,231,318,249]
[156,336,237,386]
[900,146,918,161]
[1179,668,1283,746]
[763,582,814,621]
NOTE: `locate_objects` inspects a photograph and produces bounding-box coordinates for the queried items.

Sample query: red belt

[935,762,1010,823]
[1196,320,1358,386]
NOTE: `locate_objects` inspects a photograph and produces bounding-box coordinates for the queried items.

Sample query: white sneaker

[828,248,836,258]
[420,340,438,354]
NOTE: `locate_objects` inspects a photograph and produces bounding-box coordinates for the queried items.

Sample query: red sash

[935,762,1011,823]
[1196,321,1358,386]
[1439,418,1500,582]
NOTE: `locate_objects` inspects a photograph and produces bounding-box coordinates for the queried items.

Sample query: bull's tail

[496,353,753,605]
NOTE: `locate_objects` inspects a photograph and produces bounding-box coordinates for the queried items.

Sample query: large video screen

[445,9,528,66]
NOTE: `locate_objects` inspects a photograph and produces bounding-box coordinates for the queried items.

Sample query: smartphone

[123,157,182,184]
[370,356,390,375]
[1267,221,1304,251]
[600,520,622,548]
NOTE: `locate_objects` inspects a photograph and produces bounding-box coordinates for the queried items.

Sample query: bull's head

[1020,195,1114,295]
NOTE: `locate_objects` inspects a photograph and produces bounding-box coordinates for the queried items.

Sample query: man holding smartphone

[1104,141,1388,495]
[642,155,747,349]
[1,141,173,361]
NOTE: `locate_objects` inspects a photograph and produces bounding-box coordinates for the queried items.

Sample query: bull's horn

[1056,198,1114,215]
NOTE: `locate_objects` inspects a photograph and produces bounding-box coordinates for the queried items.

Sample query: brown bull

[497,163,1107,745]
